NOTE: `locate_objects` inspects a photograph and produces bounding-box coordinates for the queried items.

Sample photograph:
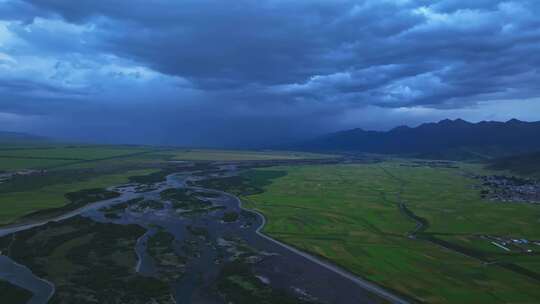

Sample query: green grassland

[169,149,333,161]
[0,146,332,171]
[241,162,540,303]
[2,143,538,302]
[0,145,157,171]
[0,168,156,225]
[0,158,74,171]
[0,146,152,160]
[0,145,330,225]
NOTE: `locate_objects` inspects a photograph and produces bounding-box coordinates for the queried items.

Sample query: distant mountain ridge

[295,119,540,160]
[0,131,49,144]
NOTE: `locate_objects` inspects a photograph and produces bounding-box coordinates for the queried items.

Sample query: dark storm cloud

[0,0,539,145]
[24,0,424,87]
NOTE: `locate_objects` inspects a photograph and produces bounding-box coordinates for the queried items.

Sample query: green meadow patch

[241,162,540,303]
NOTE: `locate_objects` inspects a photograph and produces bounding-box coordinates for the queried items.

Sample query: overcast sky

[0,0,539,146]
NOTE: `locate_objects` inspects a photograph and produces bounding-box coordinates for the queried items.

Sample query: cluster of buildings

[482,235,540,253]
[475,175,540,203]
[400,160,460,169]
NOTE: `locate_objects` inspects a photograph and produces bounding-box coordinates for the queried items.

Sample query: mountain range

[0,131,49,144]
[294,119,540,160]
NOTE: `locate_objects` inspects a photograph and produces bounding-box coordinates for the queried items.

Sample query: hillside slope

[489,152,540,178]
[295,119,540,160]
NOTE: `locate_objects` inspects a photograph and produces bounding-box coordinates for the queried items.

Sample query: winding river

[0,165,408,304]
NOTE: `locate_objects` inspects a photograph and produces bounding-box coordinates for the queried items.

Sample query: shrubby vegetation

[0,216,174,303]
[214,261,317,304]
[0,280,32,304]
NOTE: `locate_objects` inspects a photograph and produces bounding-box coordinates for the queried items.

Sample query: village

[481,235,540,254]
[400,160,460,169]
[474,174,540,203]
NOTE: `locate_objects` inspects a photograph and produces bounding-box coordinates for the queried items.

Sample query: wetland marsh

[0,159,389,304]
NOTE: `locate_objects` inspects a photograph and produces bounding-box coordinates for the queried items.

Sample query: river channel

[0,164,403,304]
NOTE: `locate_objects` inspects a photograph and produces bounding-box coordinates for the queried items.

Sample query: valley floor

[239,162,540,303]
[0,144,328,226]
[1,144,539,303]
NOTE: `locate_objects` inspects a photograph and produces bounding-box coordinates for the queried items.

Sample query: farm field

[240,162,540,303]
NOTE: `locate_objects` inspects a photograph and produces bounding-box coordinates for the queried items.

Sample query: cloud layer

[0,0,539,146]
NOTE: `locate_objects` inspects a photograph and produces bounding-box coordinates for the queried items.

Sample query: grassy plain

[0,168,155,225]
[241,162,540,303]
[0,145,156,171]
[0,146,151,160]
[169,149,333,161]
[0,158,74,171]
[0,144,330,225]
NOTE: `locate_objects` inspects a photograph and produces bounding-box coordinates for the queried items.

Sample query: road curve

[227,193,411,304]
